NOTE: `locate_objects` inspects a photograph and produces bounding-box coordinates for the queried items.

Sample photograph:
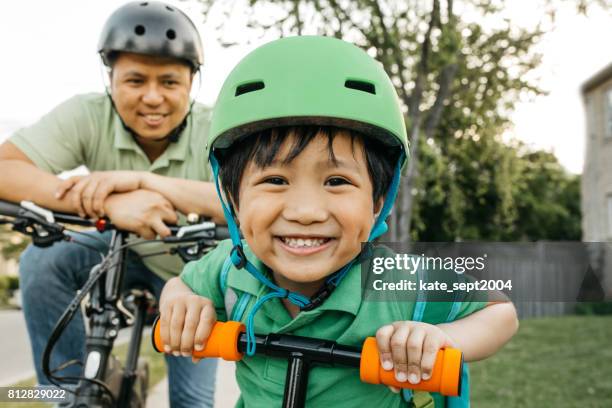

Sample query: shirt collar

[226,248,363,318]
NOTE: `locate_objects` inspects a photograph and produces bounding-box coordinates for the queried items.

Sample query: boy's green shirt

[9,93,213,280]
[182,240,487,407]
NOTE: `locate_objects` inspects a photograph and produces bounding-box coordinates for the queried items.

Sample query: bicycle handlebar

[151,319,463,397]
[0,199,230,242]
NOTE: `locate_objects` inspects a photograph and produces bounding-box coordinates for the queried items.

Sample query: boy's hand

[159,277,217,363]
[376,321,456,392]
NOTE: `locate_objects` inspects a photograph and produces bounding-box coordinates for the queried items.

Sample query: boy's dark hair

[217,126,400,208]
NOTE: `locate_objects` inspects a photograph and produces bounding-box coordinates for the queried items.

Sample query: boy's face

[236,131,379,295]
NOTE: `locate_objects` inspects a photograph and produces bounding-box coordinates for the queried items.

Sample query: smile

[276,236,335,256]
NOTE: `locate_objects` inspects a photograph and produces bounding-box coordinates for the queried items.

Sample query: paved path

[0,309,35,386]
[146,360,240,408]
[0,309,240,406]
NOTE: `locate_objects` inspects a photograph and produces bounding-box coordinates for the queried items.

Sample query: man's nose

[142,84,164,106]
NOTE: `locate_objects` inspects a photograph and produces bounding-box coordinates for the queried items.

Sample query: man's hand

[376,321,456,393]
[104,189,177,239]
[55,171,146,218]
[159,277,217,363]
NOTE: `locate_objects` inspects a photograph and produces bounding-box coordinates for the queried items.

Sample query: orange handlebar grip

[152,319,245,361]
[359,337,463,396]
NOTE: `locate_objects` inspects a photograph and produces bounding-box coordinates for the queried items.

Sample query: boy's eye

[263,176,287,185]
[163,80,179,87]
[126,78,143,85]
[326,177,351,186]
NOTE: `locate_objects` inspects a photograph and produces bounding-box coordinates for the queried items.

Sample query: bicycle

[0,199,228,407]
[151,319,464,408]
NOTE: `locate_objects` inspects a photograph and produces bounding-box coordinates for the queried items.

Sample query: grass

[470,315,612,407]
[3,316,611,407]
[1,335,165,408]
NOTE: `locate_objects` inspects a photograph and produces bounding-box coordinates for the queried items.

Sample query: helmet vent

[166,29,176,40]
[235,81,265,96]
[140,2,148,6]
[134,25,146,35]
[166,6,174,11]
[345,80,376,95]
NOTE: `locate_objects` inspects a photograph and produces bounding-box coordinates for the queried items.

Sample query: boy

[159,36,518,407]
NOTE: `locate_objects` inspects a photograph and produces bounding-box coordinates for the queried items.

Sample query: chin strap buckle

[300,282,336,311]
[230,245,247,269]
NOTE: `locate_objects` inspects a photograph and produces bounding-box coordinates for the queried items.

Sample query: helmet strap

[104,89,192,145]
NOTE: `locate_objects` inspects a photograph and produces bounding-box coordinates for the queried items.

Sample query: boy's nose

[282,194,329,225]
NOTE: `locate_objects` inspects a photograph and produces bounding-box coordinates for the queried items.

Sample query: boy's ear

[374,197,384,218]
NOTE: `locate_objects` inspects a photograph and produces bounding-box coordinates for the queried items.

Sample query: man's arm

[141,173,224,223]
[55,171,225,223]
[0,141,79,212]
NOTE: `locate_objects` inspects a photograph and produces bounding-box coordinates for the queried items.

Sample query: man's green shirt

[10,93,212,279]
[181,240,488,407]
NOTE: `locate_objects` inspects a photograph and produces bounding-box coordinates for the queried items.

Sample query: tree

[197,0,584,241]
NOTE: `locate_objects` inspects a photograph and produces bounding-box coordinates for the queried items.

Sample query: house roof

[582,62,612,95]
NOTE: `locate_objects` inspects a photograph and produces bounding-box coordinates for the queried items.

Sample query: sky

[0,0,611,174]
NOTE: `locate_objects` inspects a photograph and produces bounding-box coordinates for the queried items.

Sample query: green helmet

[208,35,408,159]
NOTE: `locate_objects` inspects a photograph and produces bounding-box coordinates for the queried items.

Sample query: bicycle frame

[0,199,228,408]
[74,230,154,407]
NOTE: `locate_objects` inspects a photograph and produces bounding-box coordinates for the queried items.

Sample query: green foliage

[575,302,612,315]
[0,224,30,260]
[197,0,583,241]
[471,315,612,407]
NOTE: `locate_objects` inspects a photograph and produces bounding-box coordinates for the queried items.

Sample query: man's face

[236,131,379,296]
[110,52,192,140]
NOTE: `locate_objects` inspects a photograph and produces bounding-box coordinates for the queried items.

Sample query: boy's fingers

[158,311,172,353]
[375,325,395,370]
[194,304,216,351]
[420,336,442,381]
[389,324,410,382]
[388,386,401,394]
[406,329,425,384]
[169,302,187,354]
[179,304,200,356]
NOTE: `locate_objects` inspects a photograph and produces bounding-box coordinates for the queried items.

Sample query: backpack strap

[445,273,470,408]
[220,255,253,322]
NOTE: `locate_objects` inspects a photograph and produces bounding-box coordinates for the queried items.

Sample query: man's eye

[326,177,351,186]
[263,177,287,185]
[164,80,178,86]
[127,78,143,84]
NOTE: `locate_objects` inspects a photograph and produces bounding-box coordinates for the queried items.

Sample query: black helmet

[98,1,204,71]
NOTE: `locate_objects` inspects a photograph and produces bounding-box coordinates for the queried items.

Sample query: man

[0,2,221,407]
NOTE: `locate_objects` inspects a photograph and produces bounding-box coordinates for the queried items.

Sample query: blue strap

[368,153,405,241]
[446,273,470,407]
[219,256,233,294]
[231,292,253,322]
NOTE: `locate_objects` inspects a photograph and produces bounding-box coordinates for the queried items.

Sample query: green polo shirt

[10,93,212,279]
[181,240,488,407]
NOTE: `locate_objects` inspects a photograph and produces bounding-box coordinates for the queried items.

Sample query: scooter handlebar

[152,319,462,396]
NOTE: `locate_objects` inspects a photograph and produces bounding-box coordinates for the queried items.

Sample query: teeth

[145,114,163,120]
[281,237,328,248]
